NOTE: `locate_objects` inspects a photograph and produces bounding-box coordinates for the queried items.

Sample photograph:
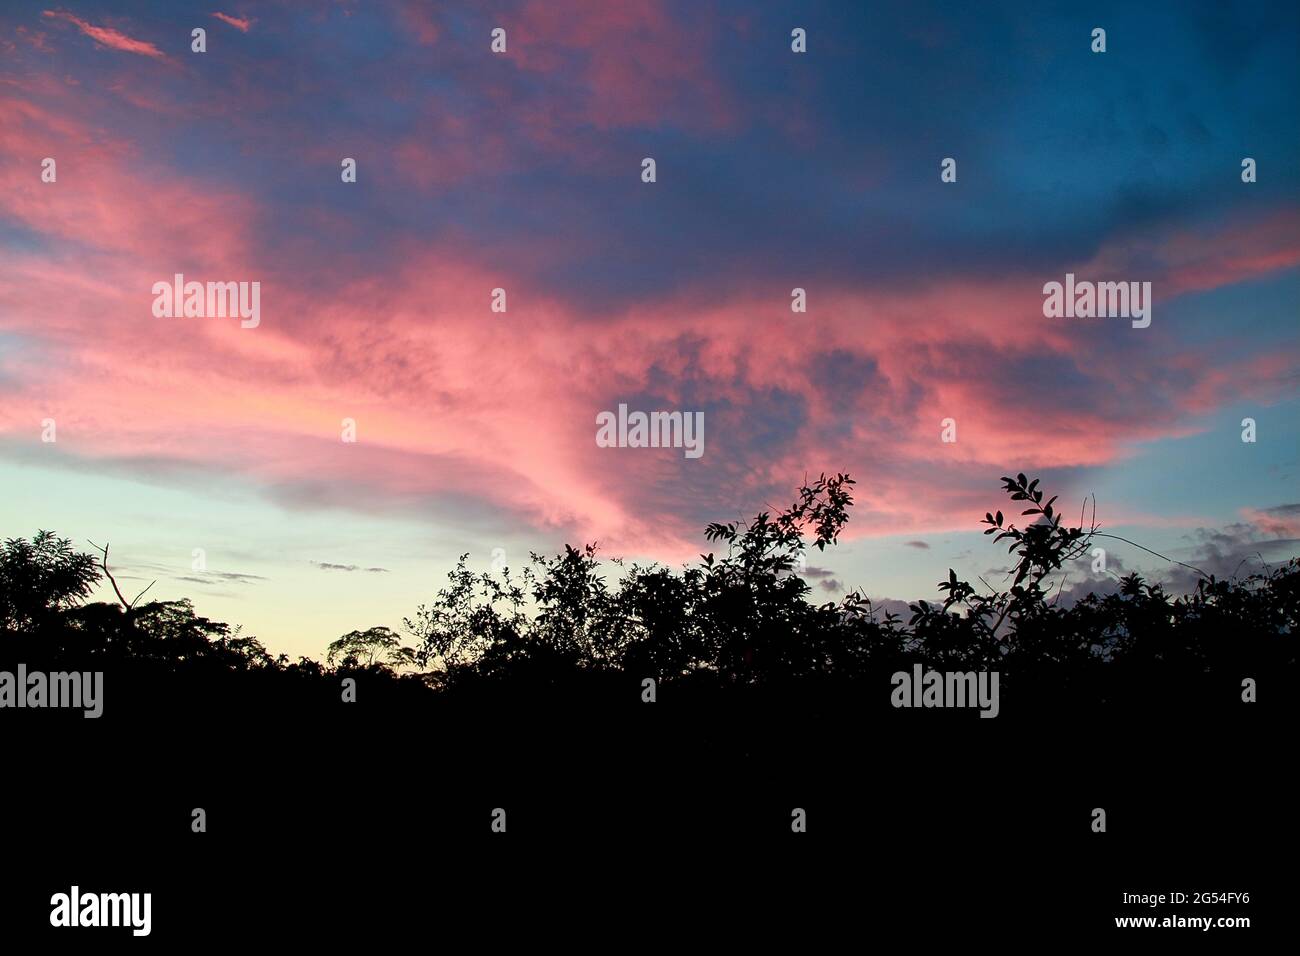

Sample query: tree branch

[87,540,156,612]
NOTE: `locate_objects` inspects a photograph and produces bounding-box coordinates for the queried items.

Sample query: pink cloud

[41,9,166,59]
[15,26,55,53]
[0,97,255,265]
[1087,209,1300,300]
[8,228,1295,553]
[1240,505,1300,541]
[211,12,252,33]
[507,0,736,131]
[2,86,1299,557]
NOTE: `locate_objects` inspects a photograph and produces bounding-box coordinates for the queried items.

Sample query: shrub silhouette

[403,472,1294,712]
[1,474,1294,717]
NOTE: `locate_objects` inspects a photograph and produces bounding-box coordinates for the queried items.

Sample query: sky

[1,1,1298,659]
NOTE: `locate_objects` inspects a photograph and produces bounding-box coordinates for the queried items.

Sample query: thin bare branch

[130,580,156,607]
[1090,533,1210,580]
[87,539,155,611]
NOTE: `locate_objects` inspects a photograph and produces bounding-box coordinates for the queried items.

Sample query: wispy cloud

[15,26,54,53]
[41,10,166,59]
[312,562,391,574]
[173,572,265,585]
[211,12,252,33]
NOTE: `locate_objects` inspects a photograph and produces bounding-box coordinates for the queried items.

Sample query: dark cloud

[1053,510,1299,605]
[862,597,916,621]
[172,571,265,585]
[1054,574,1126,607]
[313,562,390,573]
[810,351,884,414]
[1160,522,1300,595]
[905,540,930,550]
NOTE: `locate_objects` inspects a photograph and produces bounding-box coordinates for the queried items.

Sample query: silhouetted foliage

[2,474,1294,717]
[327,626,416,673]
[0,531,99,636]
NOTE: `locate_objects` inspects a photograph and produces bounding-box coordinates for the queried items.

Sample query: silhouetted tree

[0,531,99,635]
[327,626,416,673]
[1,473,1294,715]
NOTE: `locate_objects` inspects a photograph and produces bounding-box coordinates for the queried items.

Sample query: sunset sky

[2,1,1298,658]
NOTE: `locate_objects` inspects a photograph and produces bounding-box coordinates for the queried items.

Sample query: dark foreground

[3,672,1289,947]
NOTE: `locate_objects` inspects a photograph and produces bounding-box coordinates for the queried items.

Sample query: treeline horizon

[2,472,1294,718]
